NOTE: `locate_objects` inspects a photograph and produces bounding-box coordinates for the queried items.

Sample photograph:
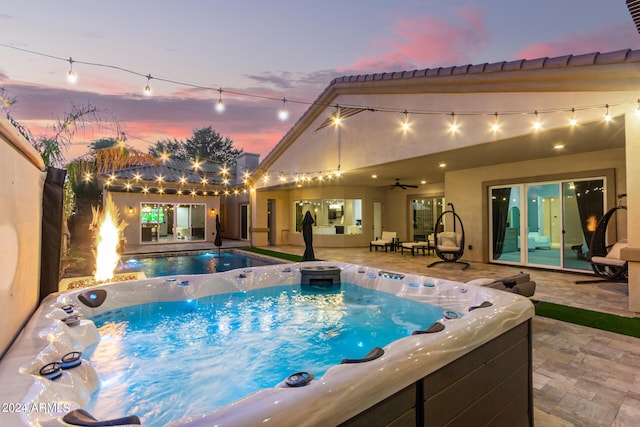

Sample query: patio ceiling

[333,116,626,188]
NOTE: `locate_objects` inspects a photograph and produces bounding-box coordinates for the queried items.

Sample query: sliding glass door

[490,177,604,271]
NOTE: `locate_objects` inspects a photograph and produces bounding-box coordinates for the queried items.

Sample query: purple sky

[1,0,638,163]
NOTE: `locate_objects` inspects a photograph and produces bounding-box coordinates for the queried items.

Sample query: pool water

[116,251,276,277]
[84,283,454,427]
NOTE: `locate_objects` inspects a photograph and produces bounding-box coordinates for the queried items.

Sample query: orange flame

[90,194,128,282]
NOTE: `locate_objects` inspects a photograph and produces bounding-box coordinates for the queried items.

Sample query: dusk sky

[2,0,639,163]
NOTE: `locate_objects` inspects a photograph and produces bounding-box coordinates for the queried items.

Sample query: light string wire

[4,42,640,194]
[3,42,640,117]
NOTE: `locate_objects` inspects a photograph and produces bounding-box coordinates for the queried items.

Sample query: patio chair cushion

[370,231,396,245]
[591,239,627,267]
[437,231,461,251]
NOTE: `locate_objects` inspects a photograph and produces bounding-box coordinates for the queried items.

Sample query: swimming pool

[117,250,278,277]
[3,262,534,426]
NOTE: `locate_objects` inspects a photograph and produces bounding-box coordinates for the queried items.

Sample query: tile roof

[329,49,640,85]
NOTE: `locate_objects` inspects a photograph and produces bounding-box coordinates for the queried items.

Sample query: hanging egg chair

[428,203,470,270]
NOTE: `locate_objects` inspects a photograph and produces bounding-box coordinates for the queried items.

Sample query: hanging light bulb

[569,108,577,126]
[532,110,542,131]
[279,98,289,121]
[490,112,500,133]
[449,112,459,133]
[636,99,640,117]
[67,57,77,83]
[604,104,612,122]
[144,74,152,96]
[215,88,225,112]
[334,106,341,125]
[401,110,410,132]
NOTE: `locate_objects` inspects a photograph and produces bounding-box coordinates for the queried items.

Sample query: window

[411,198,445,238]
[140,202,206,243]
[294,199,362,235]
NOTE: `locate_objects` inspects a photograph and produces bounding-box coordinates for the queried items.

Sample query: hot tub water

[84,283,451,427]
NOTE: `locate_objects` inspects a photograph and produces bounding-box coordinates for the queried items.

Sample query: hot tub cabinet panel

[339,383,417,427]
[422,320,532,427]
[340,321,533,427]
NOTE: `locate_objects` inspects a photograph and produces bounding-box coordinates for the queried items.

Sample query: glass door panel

[562,179,604,271]
[526,183,561,267]
[490,186,522,263]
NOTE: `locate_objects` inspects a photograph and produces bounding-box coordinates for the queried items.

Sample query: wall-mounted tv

[141,207,165,224]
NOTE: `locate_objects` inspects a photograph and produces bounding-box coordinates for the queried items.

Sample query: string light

[144,74,152,96]
[532,110,542,131]
[216,88,225,112]
[4,43,640,130]
[279,98,289,121]
[490,112,500,133]
[402,110,410,132]
[449,112,459,133]
[67,57,77,83]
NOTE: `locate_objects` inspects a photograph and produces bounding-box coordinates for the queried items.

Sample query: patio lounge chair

[370,231,397,252]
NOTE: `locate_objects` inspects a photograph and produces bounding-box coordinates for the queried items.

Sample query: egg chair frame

[428,203,470,270]
[575,198,627,284]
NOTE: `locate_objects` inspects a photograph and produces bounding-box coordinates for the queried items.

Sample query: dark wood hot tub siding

[340,320,533,427]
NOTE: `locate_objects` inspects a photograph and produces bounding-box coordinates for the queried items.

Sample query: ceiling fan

[389,178,418,190]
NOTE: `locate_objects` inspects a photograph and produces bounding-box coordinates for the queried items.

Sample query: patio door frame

[489,175,607,272]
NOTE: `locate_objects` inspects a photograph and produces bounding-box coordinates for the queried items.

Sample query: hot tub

[0,262,534,426]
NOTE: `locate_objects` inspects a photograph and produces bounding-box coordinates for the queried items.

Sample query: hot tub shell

[0,261,534,426]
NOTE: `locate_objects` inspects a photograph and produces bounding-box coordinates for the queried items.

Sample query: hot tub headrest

[486,272,536,297]
[62,409,140,426]
[77,289,108,308]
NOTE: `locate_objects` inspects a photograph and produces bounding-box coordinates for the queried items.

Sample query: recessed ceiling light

[554,144,565,150]
[420,180,427,184]
[439,163,446,168]
[371,174,377,178]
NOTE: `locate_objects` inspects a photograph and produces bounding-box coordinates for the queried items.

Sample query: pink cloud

[347,6,489,73]
[514,23,640,60]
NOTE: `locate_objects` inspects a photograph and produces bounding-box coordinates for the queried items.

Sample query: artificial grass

[533,300,640,338]
[237,246,306,262]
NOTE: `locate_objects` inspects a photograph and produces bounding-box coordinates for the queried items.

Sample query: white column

[624,112,640,314]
